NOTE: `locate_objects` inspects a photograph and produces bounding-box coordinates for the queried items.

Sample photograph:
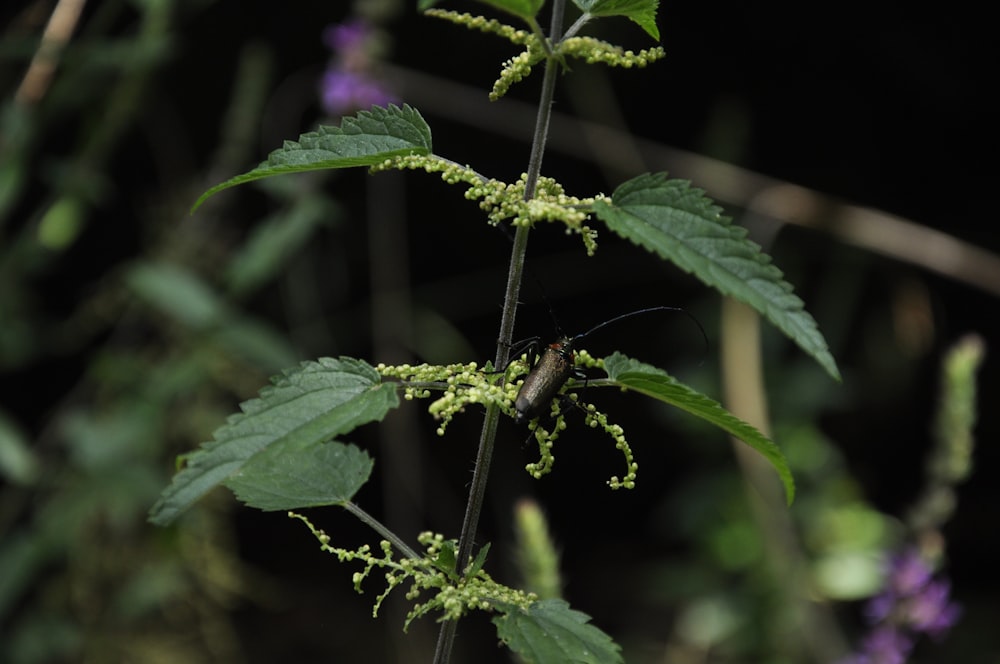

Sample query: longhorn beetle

[512,306,704,425]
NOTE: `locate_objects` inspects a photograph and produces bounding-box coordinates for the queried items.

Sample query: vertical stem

[433,3,567,663]
[720,297,847,662]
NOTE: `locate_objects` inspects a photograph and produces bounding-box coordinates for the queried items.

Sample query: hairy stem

[432,3,567,663]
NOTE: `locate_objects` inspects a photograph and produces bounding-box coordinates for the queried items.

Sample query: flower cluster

[372,155,602,254]
[320,19,397,117]
[841,548,961,664]
[290,513,535,629]
[376,349,637,489]
[560,37,666,68]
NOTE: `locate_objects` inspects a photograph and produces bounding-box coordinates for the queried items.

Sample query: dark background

[1,1,996,662]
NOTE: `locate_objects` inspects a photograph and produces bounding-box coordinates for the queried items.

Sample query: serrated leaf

[191,105,432,212]
[149,357,399,525]
[573,0,660,40]
[593,173,840,381]
[493,599,622,664]
[422,0,545,19]
[602,352,795,504]
[225,441,373,511]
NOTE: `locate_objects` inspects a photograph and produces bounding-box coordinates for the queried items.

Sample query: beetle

[512,306,701,425]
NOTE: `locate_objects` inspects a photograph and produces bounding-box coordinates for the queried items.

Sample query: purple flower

[907,579,961,637]
[320,71,396,116]
[860,626,914,664]
[324,20,369,53]
[887,550,933,596]
[843,548,961,663]
[318,19,398,117]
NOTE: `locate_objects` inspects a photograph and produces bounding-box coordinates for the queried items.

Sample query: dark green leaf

[602,352,795,504]
[434,539,459,578]
[149,357,399,525]
[460,0,545,21]
[494,599,622,664]
[191,105,432,211]
[468,542,492,577]
[225,441,373,511]
[593,173,839,381]
[573,0,660,40]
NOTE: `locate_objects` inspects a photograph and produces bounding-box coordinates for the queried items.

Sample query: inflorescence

[424,9,666,101]
[289,513,536,629]
[371,154,602,255]
[376,349,638,489]
[839,548,960,664]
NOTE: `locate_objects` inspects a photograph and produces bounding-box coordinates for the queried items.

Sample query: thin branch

[15,0,89,106]
[344,502,423,562]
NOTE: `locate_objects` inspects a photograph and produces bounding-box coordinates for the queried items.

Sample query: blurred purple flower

[859,626,914,664]
[887,550,933,596]
[843,548,960,664]
[319,18,398,117]
[324,20,369,53]
[907,579,961,637]
[320,70,396,117]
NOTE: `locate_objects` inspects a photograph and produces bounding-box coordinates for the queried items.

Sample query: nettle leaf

[149,357,399,525]
[602,352,795,504]
[191,104,432,211]
[225,441,373,511]
[433,539,459,578]
[423,0,546,20]
[573,0,660,40]
[494,599,622,664]
[593,173,840,381]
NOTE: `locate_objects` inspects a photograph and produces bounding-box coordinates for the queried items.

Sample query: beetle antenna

[573,306,709,356]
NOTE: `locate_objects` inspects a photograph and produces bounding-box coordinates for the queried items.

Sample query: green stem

[344,502,423,561]
[562,12,591,40]
[432,2,567,662]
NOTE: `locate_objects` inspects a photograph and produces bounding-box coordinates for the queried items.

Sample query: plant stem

[432,3,567,663]
[344,501,423,562]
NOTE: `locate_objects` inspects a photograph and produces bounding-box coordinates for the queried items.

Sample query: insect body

[514,337,578,425]
[512,306,700,425]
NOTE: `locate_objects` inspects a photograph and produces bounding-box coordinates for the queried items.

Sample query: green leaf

[149,357,399,525]
[191,104,432,212]
[593,173,840,381]
[494,599,622,664]
[573,0,660,40]
[421,0,545,20]
[127,262,226,330]
[602,352,795,504]
[0,411,39,485]
[433,539,459,578]
[225,441,373,511]
[468,542,492,577]
[225,195,336,297]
